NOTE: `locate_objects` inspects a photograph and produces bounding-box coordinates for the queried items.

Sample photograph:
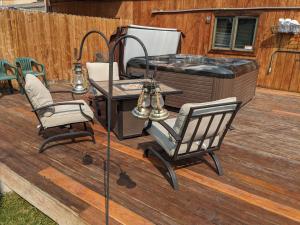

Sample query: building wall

[1,0,37,5]
[47,0,300,92]
[48,0,133,20]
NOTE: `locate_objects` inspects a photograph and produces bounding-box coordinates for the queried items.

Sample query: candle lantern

[72,62,87,94]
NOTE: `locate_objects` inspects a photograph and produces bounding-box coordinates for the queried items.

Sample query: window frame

[212,16,258,52]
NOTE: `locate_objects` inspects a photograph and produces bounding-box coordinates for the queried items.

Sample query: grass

[0,192,57,225]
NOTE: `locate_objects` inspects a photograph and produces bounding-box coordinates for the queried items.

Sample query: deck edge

[0,162,90,225]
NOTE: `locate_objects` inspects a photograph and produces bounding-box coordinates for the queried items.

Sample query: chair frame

[16,72,95,153]
[145,101,242,190]
[0,60,19,94]
[15,57,48,87]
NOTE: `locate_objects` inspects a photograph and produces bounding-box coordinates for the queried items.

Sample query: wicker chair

[145,98,241,190]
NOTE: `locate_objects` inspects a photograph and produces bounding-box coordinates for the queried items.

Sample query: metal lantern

[132,80,169,121]
[131,83,151,119]
[72,62,87,94]
[149,86,169,121]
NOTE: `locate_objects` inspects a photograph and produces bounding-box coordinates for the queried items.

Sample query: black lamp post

[107,35,150,225]
[77,31,150,225]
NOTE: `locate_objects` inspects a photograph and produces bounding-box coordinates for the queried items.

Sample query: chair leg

[42,75,48,88]
[145,148,179,190]
[39,130,94,153]
[8,80,14,94]
[208,151,223,176]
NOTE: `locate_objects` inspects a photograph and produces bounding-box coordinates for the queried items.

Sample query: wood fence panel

[0,10,131,81]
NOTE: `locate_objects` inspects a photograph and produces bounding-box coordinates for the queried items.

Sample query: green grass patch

[0,192,57,225]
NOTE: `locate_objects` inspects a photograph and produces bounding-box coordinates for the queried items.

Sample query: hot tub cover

[127,54,258,79]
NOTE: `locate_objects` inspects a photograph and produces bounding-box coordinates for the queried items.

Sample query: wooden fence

[0,10,131,81]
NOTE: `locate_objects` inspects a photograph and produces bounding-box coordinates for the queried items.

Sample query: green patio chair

[15,57,48,87]
[0,59,18,94]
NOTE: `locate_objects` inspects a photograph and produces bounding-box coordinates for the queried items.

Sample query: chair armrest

[32,102,84,112]
[50,90,75,100]
[31,60,45,73]
[33,102,93,123]
[5,62,18,74]
[157,120,181,142]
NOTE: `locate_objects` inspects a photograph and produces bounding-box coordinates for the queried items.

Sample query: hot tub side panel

[211,70,258,105]
[126,67,258,108]
[127,67,215,108]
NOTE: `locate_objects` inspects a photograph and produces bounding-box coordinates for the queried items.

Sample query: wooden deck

[0,87,300,225]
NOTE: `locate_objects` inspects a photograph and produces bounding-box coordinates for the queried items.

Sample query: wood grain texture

[0,163,89,225]
[98,135,300,223]
[39,167,153,225]
[0,85,300,225]
[48,0,300,93]
[0,9,131,82]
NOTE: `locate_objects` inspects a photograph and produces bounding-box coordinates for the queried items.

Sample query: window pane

[234,18,257,49]
[214,17,233,48]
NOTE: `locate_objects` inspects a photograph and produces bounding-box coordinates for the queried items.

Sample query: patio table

[89,78,182,139]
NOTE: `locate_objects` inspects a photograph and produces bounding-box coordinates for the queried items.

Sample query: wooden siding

[48,0,133,20]
[49,0,300,93]
[131,0,300,93]
[0,10,131,81]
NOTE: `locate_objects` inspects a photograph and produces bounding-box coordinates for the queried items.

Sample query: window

[212,16,258,51]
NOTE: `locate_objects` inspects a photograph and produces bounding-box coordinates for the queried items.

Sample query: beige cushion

[173,97,237,143]
[147,118,219,157]
[25,74,54,117]
[40,100,94,128]
[86,62,119,97]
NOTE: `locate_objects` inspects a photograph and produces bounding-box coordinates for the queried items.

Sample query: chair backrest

[0,60,9,76]
[172,98,241,159]
[86,62,119,81]
[0,59,17,77]
[15,57,34,72]
[16,72,54,124]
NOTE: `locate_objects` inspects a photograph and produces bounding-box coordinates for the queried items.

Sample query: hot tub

[126,54,259,108]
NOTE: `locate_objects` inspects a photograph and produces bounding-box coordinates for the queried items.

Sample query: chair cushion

[147,118,219,157]
[86,62,119,97]
[25,74,54,117]
[40,100,94,128]
[173,97,237,143]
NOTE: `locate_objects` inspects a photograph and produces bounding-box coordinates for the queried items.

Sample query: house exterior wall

[48,0,300,92]
[1,0,37,5]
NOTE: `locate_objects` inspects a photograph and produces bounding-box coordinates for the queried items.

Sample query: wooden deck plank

[98,136,300,223]
[39,167,153,225]
[0,87,300,225]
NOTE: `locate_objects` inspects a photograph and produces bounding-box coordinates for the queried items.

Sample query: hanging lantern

[149,86,169,121]
[72,62,87,94]
[131,82,151,119]
[132,80,169,121]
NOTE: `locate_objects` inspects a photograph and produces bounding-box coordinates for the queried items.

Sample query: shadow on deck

[0,87,300,225]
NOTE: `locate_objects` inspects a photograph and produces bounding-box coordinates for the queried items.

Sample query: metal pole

[78,31,149,225]
[152,6,300,15]
[107,34,149,225]
[75,30,111,225]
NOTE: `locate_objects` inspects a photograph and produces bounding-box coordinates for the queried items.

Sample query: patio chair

[0,59,18,94]
[145,97,241,190]
[17,73,95,153]
[15,57,48,87]
[86,62,119,117]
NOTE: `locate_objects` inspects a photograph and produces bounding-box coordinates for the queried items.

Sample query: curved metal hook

[109,34,150,82]
[76,30,110,62]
